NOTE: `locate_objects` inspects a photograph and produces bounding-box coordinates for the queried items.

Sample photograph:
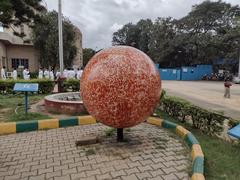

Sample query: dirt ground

[162,81,240,120]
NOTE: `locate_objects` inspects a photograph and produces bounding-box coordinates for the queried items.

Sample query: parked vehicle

[233,76,240,84]
[201,73,233,81]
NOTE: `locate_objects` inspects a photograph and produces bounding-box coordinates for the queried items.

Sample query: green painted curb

[162,120,177,129]
[192,156,204,174]
[59,117,78,127]
[184,133,199,148]
[16,120,38,133]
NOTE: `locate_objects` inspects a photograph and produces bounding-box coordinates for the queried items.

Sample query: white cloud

[110,23,123,32]
[45,0,240,49]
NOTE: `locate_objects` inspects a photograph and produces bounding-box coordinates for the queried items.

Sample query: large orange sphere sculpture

[81,46,161,128]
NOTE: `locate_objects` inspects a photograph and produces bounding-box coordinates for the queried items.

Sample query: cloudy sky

[44,0,239,49]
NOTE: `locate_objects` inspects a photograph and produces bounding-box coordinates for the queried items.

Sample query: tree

[112,23,140,48]
[112,19,153,53]
[112,0,240,69]
[83,48,97,67]
[32,11,77,69]
[0,0,45,26]
[177,0,240,64]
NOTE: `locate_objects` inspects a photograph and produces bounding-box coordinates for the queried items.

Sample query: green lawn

[156,110,240,180]
[0,94,51,122]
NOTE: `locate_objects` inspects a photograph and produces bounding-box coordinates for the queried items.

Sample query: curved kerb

[147,117,205,180]
[0,116,204,180]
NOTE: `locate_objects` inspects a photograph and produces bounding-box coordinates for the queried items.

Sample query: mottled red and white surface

[81,46,161,128]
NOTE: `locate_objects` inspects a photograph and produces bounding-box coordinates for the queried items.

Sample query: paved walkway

[0,123,190,180]
[163,80,240,119]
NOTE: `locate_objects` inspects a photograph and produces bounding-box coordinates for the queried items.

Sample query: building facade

[0,22,83,75]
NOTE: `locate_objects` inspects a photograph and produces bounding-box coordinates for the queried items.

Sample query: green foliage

[112,1,240,69]
[112,19,153,53]
[29,72,38,79]
[8,112,50,122]
[32,11,77,69]
[85,148,96,156]
[160,89,166,101]
[0,0,45,29]
[158,110,240,180]
[160,95,225,136]
[228,118,240,128]
[63,79,80,92]
[0,79,55,94]
[0,94,48,122]
[83,48,97,67]
[104,128,116,137]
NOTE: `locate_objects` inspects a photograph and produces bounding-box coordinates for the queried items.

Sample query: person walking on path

[38,68,43,79]
[1,66,6,80]
[224,79,232,98]
[44,68,50,79]
[12,68,17,80]
[23,68,30,80]
[50,68,54,81]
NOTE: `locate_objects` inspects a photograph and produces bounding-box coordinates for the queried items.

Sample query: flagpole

[58,0,64,75]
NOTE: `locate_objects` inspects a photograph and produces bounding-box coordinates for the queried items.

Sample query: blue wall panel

[159,68,180,80]
[158,64,212,81]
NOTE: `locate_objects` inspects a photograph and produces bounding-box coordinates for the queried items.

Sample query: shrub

[228,119,239,129]
[63,79,80,92]
[29,72,38,79]
[160,95,225,136]
[0,79,55,94]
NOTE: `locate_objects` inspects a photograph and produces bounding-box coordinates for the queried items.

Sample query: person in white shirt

[50,68,54,81]
[68,68,76,79]
[23,68,30,80]
[55,70,61,79]
[38,68,43,79]
[12,68,17,80]
[44,69,50,79]
[63,69,68,78]
[77,68,83,80]
[1,66,6,80]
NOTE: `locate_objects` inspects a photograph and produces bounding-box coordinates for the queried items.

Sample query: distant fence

[157,64,212,81]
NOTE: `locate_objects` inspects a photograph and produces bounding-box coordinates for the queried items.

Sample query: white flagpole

[58,0,64,75]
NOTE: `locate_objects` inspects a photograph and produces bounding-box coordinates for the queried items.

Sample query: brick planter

[44,92,87,115]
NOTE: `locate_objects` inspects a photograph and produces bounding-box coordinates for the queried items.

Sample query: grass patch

[8,112,51,122]
[0,94,45,109]
[156,110,240,180]
[0,94,51,122]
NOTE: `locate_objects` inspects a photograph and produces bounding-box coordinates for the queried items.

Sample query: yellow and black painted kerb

[147,117,205,180]
[0,116,204,180]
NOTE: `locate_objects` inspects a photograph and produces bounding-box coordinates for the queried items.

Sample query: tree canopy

[0,0,45,26]
[83,48,97,67]
[112,0,240,70]
[32,11,77,69]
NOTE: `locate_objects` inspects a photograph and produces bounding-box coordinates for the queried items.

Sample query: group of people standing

[38,67,83,80]
[1,66,23,80]
[0,66,83,81]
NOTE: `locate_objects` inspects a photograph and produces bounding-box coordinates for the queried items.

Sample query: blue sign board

[228,124,240,139]
[13,83,39,114]
[14,83,39,92]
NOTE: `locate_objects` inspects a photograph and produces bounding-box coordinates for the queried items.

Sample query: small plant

[85,148,96,156]
[125,128,131,132]
[104,128,116,137]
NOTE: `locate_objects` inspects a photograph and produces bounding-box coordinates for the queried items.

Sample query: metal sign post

[13,83,39,115]
[25,92,28,114]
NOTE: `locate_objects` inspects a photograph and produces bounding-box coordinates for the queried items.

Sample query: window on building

[12,58,29,69]
[0,22,3,32]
